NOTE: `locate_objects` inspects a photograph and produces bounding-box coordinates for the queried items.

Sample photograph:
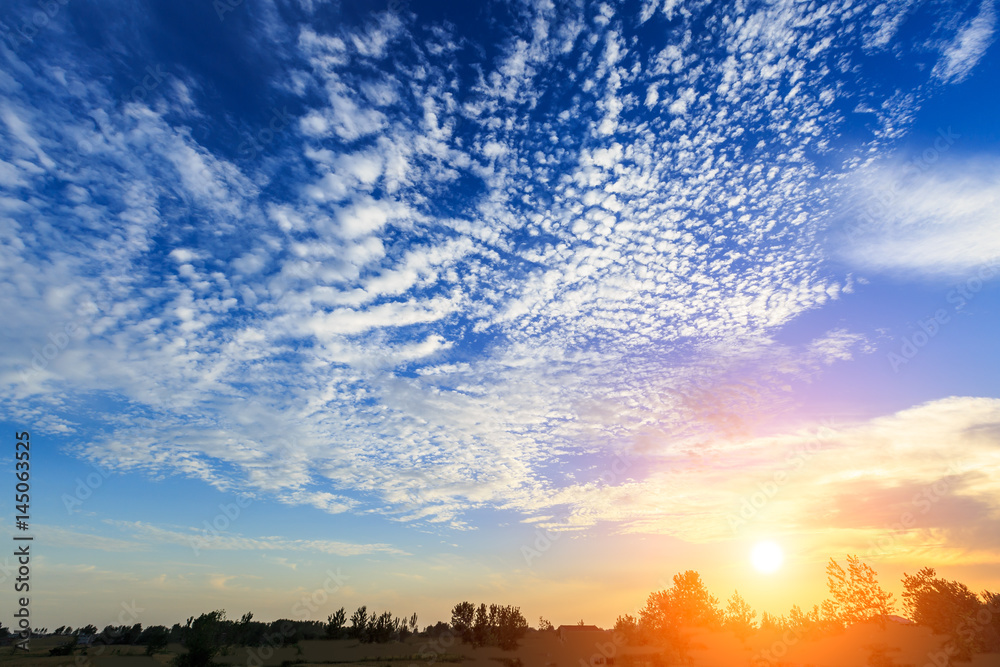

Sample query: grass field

[4,627,1000,667]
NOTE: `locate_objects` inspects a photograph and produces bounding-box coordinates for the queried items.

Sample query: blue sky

[1,0,999,629]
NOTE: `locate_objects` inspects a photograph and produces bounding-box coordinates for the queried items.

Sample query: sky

[1,0,999,632]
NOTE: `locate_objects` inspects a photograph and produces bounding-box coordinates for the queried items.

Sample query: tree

[472,603,491,647]
[49,634,77,656]
[364,611,398,643]
[824,556,895,626]
[671,570,723,628]
[759,611,786,632]
[349,606,368,640]
[981,591,1000,652]
[902,568,985,658]
[787,604,821,635]
[638,571,720,662]
[614,614,639,643]
[450,602,526,650]
[326,608,346,639]
[451,602,475,643]
[425,621,450,637]
[492,605,528,650]
[538,616,555,632]
[723,591,757,639]
[139,625,170,655]
[175,610,225,667]
[639,570,721,637]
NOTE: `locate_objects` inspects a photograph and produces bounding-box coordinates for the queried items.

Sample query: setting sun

[751,541,785,574]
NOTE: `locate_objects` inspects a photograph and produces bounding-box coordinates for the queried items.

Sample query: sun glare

[750,541,784,574]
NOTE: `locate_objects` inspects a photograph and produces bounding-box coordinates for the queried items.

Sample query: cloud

[607,397,1000,558]
[933,0,996,84]
[837,158,1000,276]
[37,525,150,552]
[0,0,993,540]
[108,520,406,556]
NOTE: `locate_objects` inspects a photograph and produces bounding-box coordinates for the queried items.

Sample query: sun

[750,541,784,574]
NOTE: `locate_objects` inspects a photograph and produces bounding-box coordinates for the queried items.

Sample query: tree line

[23,556,1000,665]
[32,600,526,666]
[614,556,1000,662]
[449,602,529,649]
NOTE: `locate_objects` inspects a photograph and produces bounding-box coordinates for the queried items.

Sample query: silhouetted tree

[981,591,1000,652]
[175,610,225,667]
[640,570,721,639]
[787,604,822,635]
[472,603,491,646]
[902,567,984,658]
[424,621,450,637]
[451,602,475,643]
[638,571,720,662]
[824,556,894,627]
[538,616,554,632]
[139,625,170,655]
[49,634,77,656]
[349,606,368,640]
[759,611,786,632]
[492,605,528,650]
[614,614,639,643]
[326,608,347,639]
[450,601,526,650]
[723,590,757,639]
[364,611,398,643]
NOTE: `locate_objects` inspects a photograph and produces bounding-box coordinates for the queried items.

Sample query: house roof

[557,624,603,633]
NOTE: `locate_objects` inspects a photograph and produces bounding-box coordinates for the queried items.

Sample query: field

[4,626,1000,667]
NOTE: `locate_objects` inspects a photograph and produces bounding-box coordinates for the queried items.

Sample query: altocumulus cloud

[0,0,994,538]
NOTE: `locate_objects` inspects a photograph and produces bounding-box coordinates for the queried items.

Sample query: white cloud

[0,0,992,539]
[933,0,996,84]
[108,520,406,556]
[839,158,1000,276]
